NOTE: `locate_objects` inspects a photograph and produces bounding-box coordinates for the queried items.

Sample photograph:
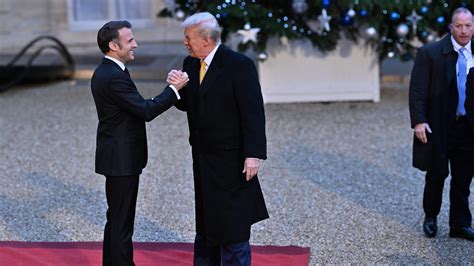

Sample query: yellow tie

[199,60,207,84]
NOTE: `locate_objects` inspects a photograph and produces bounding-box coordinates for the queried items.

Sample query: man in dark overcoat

[168,12,269,265]
[409,7,474,241]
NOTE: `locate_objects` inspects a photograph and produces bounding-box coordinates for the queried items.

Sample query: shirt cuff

[169,85,181,100]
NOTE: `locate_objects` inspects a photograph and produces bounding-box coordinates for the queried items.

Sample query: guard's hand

[414,123,432,144]
[242,158,260,181]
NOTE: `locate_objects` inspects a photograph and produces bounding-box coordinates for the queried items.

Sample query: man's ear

[203,37,212,47]
[108,41,119,52]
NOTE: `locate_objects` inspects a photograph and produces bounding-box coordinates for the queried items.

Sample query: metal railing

[0,35,75,92]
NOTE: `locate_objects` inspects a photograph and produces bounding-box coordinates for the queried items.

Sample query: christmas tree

[159,0,473,61]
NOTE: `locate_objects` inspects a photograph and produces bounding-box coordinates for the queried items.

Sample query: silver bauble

[292,0,308,15]
[258,51,268,61]
[396,23,409,37]
[365,27,377,38]
[175,9,185,19]
[347,9,356,17]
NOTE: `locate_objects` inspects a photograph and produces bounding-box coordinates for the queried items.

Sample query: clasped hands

[167,70,189,90]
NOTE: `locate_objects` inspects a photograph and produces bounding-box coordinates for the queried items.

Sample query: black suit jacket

[409,35,474,174]
[176,45,268,244]
[91,58,178,176]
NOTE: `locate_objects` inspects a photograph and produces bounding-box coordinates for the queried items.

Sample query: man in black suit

[91,20,188,265]
[168,12,268,266]
[409,7,474,241]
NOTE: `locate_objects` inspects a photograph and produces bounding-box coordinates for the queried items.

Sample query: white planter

[258,38,380,103]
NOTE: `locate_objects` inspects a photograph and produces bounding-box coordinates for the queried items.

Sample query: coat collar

[198,45,227,97]
[102,57,123,70]
[441,34,474,55]
[442,34,455,55]
[440,35,457,89]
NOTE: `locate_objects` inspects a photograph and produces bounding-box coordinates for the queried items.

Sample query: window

[68,0,153,30]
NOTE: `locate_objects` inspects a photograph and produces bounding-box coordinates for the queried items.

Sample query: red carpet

[0,241,310,265]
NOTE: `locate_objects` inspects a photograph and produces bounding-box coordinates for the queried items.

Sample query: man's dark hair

[97,20,132,54]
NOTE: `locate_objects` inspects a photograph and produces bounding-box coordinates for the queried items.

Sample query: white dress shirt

[451,36,473,75]
[202,43,221,71]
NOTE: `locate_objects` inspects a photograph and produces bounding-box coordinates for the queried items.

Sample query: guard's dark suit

[409,35,473,229]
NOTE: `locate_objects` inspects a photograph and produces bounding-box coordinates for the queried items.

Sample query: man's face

[113,27,138,63]
[451,12,474,46]
[183,26,209,59]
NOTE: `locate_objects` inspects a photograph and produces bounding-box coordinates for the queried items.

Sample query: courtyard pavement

[0,80,473,264]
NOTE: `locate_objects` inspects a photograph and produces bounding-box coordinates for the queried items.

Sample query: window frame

[67,0,154,30]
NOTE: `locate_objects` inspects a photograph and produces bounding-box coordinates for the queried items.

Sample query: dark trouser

[103,175,139,266]
[423,117,473,228]
[194,235,251,266]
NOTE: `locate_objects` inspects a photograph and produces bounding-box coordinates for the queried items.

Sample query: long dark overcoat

[176,45,269,244]
[409,35,474,175]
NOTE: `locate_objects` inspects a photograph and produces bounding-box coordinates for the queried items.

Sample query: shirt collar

[451,36,472,55]
[203,43,221,67]
[104,55,126,71]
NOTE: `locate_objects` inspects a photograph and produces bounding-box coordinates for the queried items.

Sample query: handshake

[167,70,189,90]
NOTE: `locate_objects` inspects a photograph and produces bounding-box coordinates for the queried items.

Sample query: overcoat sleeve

[175,57,191,112]
[234,56,267,160]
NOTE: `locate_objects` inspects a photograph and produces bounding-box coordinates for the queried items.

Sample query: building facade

[0,0,381,102]
[0,0,182,54]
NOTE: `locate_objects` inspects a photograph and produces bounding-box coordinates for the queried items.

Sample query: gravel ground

[1,80,473,264]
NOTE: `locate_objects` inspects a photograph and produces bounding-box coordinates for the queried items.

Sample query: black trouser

[423,117,473,228]
[103,175,139,266]
[193,234,251,266]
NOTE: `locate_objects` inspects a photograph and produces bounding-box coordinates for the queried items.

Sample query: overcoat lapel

[199,45,225,97]
[443,36,457,91]
[190,59,200,95]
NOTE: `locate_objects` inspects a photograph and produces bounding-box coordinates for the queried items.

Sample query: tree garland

[159,0,473,61]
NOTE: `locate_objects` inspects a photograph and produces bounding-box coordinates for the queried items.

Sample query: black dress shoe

[449,227,474,241]
[423,216,437,238]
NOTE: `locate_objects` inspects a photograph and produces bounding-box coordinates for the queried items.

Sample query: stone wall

[0,0,183,54]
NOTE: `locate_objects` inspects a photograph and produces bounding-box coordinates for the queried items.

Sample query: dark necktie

[457,47,467,115]
[124,68,130,78]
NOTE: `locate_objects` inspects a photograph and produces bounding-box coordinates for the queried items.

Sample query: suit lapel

[199,45,225,97]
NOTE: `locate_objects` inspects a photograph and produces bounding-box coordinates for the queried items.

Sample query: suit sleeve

[409,46,431,128]
[106,73,178,122]
[234,56,267,160]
